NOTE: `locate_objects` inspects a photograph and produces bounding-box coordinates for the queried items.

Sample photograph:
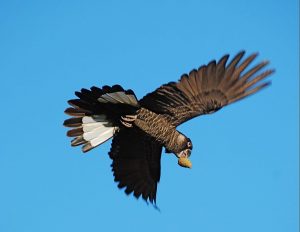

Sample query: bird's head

[175,135,193,168]
[175,137,193,159]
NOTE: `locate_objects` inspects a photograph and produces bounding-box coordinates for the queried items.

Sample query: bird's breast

[133,108,180,152]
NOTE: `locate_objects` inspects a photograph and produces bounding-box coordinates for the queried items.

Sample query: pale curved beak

[178,157,192,168]
[176,149,192,168]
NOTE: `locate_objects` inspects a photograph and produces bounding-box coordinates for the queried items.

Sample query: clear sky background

[0,1,299,232]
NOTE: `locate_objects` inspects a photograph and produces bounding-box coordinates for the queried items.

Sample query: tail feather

[64,85,139,152]
[64,107,90,116]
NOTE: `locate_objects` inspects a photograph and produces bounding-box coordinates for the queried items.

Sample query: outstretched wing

[140,51,274,126]
[109,128,162,204]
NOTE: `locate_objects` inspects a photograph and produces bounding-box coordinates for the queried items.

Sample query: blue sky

[0,1,298,232]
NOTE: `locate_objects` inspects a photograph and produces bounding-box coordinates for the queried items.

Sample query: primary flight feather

[63,51,274,205]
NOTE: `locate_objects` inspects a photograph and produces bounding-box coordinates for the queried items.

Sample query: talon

[126,115,137,120]
[121,116,129,122]
[120,120,133,128]
[121,115,137,122]
[120,115,136,128]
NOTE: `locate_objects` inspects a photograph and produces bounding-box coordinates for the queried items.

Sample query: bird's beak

[176,149,192,168]
[178,157,192,168]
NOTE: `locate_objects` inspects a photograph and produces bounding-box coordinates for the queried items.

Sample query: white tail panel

[83,125,113,141]
[90,127,115,147]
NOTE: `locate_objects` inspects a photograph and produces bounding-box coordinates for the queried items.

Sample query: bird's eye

[187,141,193,149]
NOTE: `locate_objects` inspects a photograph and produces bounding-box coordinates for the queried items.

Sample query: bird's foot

[120,115,137,128]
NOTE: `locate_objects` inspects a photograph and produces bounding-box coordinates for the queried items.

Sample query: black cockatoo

[64,51,274,205]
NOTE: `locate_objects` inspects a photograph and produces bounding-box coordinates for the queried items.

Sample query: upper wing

[140,51,274,126]
[109,128,162,204]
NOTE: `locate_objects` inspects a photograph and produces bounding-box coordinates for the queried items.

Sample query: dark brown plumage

[63,51,274,205]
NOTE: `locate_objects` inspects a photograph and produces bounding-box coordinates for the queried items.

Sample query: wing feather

[109,128,162,205]
[140,51,274,126]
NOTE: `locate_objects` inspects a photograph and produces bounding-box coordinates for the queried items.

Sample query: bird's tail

[63,85,140,152]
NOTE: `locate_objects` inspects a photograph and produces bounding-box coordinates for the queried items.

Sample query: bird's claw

[120,115,137,128]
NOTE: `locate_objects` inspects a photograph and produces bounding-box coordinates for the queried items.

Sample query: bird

[63,51,274,205]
